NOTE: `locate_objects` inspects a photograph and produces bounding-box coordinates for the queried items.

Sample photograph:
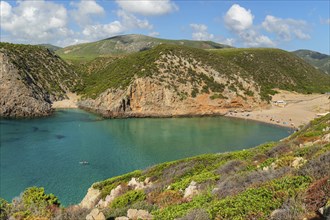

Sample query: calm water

[0,109,292,205]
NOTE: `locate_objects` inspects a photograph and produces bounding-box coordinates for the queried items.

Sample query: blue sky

[0,0,329,54]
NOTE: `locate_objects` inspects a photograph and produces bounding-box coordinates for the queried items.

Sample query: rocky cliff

[0,43,81,118]
[77,45,329,118]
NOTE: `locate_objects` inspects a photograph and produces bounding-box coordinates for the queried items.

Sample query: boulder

[127,209,153,220]
[115,217,129,220]
[184,181,199,199]
[86,208,105,220]
[98,184,123,208]
[79,187,101,209]
[128,178,145,190]
[291,157,306,168]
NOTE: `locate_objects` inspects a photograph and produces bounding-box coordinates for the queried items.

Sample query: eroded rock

[86,208,105,220]
[184,181,199,199]
[127,209,153,220]
[97,185,123,208]
[79,187,101,209]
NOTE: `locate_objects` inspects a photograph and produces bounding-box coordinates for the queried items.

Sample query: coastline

[54,91,329,130]
[224,91,330,129]
[52,93,80,109]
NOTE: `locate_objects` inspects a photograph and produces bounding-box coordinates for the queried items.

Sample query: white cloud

[82,21,125,40]
[224,4,254,32]
[217,37,235,46]
[148,31,160,37]
[239,30,275,47]
[0,1,11,17]
[320,18,330,25]
[117,10,152,30]
[262,15,310,41]
[0,0,72,44]
[190,23,214,41]
[223,4,275,47]
[82,10,152,41]
[71,0,105,26]
[116,0,178,16]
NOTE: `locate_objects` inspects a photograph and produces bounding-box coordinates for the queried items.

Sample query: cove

[0,109,292,206]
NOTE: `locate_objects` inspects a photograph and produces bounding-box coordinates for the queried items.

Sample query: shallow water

[0,109,292,205]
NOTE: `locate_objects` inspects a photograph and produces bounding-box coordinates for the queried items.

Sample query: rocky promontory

[0,43,81,118]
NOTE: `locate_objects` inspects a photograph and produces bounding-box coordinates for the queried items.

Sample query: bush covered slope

[292,49,330,74]
[1,114,329,219]
[77,45,330,101]
[0,42,81,118]
[89,114,329,219]
[56,34,231,61]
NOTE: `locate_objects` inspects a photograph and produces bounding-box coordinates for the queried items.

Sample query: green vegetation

[0,187,60,219]
[2,114,330,219]
[293,49,330,74]
[0,42,81,99]
[56,34,231,61]
[72,44,330,101]
[110,190,146,209]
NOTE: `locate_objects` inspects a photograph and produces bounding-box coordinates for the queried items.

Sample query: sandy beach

[52,93,80,109]
[226,90,330,129]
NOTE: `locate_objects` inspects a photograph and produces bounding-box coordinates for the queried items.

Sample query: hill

[1,113,329,219]
[37,44,62,52]
[75,44,330,118]
[292,49,330,74]
[0,42,81,118]
[56,34,231,61]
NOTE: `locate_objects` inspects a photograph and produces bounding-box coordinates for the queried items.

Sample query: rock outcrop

[0,43,81,118]
[79,187,101,209]
[86,208,106,220]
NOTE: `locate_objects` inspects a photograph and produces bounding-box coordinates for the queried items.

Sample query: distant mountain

[56,34,232,61]
[292,49,330,74]
[38,44,62,52]
[0,42,81,118]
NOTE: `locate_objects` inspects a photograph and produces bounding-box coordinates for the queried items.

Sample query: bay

[0,109,292,206]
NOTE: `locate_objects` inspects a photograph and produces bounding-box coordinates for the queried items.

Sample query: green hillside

[56,34,231,61]
[0,42,80,98]
[1,114,329,219]
[292,49,330,74]
[37,44,62,52]
[76,44,330,101]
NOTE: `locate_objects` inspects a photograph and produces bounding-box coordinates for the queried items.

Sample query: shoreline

[224,92,330,129]
[52,93,80,109]
[53,91,329,129]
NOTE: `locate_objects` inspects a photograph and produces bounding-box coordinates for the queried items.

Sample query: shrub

[110,190,146,209]
[149,190,183,208]
[297,152,330,179]
[216,160,245,175]
[180,208,211,220]
[0,198,11,219]
[304,176,330,212]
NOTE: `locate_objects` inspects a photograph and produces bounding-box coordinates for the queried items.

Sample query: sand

[226,90,330,129]
[52,91,330,128]
[52,93,80,109]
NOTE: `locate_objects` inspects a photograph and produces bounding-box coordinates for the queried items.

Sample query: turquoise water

[0,109,292,206]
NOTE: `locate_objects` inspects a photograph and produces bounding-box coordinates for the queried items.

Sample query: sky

[0,0,329,54]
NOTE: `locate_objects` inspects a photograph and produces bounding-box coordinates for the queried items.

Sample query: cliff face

[0,53,53,117]
[79,77,261,118]
[0,43,81,118]
[76,45,330,118]
[78,50,263,117]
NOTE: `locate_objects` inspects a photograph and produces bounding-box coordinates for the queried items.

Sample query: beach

[52,93,80,109]
[226,90,330,128]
